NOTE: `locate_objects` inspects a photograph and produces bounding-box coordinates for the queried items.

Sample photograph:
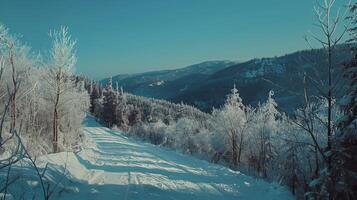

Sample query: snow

[244,58,284,78]
[3,116,293,200]
[149,80,165,87]
[0,193,14,200]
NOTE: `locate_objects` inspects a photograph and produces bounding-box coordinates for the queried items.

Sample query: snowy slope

[3,116,293,200]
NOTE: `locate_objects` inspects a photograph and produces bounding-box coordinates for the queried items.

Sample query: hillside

[101,60,237,99]
[173,47,350,112]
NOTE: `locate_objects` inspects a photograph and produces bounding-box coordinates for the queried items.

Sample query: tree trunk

[10,94,16,132]
[238,132,244,164]
[314,146,320,177]
[53,73,61,153]
[9,46,16,132]
[327,38,332,159]
[53,107,58,153]
[232,132,238,168]
[327,32,336,200]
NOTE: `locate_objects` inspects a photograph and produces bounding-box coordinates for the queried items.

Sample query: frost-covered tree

[248,91,280,178]
[171,118,199,154]
[115,85,128,129]
[102,80,117,127]
[302,0,351,197]
[0,24,33,132]
[0,23,89,157]
[43,27,80,152]
[212,85,252,168]
[89,81,100,113]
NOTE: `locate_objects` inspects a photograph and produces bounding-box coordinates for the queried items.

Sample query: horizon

[0,0,348,79]
[98,45,320,80]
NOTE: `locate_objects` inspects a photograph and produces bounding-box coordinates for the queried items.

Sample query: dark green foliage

[90,85,100,113]
[102,89,117,127]
[331,4,357,198]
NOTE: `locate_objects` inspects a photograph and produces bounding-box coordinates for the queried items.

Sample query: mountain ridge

[102,46,350,113]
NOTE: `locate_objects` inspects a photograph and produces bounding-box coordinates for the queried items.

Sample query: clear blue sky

[0,0,348,79]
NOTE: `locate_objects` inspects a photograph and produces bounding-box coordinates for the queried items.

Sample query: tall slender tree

[102,77,117,127]
[302,0,350,198]
[90,82,100,114]
[212,84,248,168]
[44,27,77,153]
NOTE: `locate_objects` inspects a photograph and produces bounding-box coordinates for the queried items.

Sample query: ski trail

[17,115,293,200]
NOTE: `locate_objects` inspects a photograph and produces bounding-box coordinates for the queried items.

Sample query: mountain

[101,60,238,99]
[103,46,350,113]
[172,47,350,113]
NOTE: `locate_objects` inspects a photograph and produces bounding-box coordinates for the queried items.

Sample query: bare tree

[303,0,351,198]
[0,27,32,137]
[0,56,5,143]
[43,27,77,153]
[7,42,19,133]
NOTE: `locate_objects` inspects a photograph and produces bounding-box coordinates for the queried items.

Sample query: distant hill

[103,46,351,113]
[101,60,237,99]
[173,46,350,113]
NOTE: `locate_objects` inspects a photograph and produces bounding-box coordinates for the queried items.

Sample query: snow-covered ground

[2,116,293,200]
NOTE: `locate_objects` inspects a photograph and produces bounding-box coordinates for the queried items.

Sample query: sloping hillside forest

[0,0,356,200]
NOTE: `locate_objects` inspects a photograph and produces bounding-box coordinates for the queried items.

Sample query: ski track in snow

[4,116,293,200]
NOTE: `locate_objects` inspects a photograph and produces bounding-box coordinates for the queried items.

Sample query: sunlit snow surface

[3,116,293,200]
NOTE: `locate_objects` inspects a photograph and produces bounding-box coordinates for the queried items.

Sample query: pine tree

[333,52,357,199]
[90,83,100,113]
[332,4,357,198]
[107,76,113,91]
[102,78,117,127]
[226,84,244,109]
[128,106,141,126]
